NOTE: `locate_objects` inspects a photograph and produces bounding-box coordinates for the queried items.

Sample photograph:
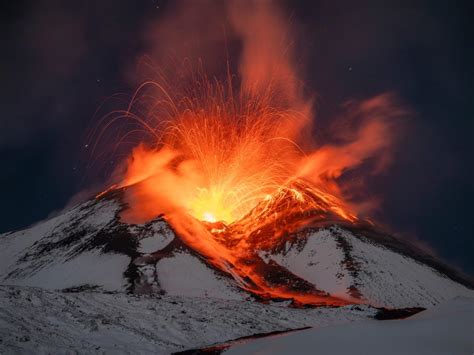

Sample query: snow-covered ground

[225,296,474,355]
[0,193,472,353]
[0,198,127,291]
[155,251,246,300]
[265,227,473,307]
[0,285,376,354]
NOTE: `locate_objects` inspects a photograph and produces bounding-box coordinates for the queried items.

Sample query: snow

[264,229,354,300]
[345,228,473,308]
[8,251,130,291]
[135,220,175,253]
[0,285,376,354]
[0,199,120,278]
[0,198,128,291]
[1,195,471,307]
[266,227,473,308]
[156,251,246,300]
[0,195,472,353]
[0,204,83,273]
[225,296,474,355]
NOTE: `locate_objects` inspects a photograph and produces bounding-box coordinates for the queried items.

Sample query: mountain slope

[262,226,471,307]
[0,188,472,308]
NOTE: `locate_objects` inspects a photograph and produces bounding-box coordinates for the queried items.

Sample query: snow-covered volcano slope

[0,191,245,300]
[0,189,472,308]
[260,226,473,308]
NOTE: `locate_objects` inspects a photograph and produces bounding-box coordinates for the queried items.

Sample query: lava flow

[91,1,402,306]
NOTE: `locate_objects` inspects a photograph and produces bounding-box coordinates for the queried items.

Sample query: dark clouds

[0,0,472,274]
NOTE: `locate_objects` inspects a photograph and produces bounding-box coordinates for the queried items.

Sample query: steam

[229,0,313,141]
[298,94,404,188]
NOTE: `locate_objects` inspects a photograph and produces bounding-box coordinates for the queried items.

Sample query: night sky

[1,0,472,275]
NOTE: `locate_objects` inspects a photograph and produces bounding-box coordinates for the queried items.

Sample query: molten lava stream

[165,210,351,307]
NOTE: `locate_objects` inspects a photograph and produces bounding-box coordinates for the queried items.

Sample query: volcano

[1,186,471,308]
[1,186,473,353]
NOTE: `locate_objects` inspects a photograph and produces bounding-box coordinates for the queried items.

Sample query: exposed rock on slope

[0,189,472,308]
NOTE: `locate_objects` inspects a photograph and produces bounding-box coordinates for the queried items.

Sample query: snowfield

[0,285,376,354]
[225,296,474,355]
[154,251,246,300]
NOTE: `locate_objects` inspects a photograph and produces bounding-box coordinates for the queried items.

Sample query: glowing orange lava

[114,78,395,228]
[116,80,353,225]
[91,0,402,306]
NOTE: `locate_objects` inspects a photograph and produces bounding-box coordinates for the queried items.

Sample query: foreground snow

[0,285,375,354]
[225,297,474,355]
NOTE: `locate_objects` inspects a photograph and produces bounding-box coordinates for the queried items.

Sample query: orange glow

[92,0,403,306]
[108,76,400,306]
[116,87,397,226]
[118,90,311,225]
